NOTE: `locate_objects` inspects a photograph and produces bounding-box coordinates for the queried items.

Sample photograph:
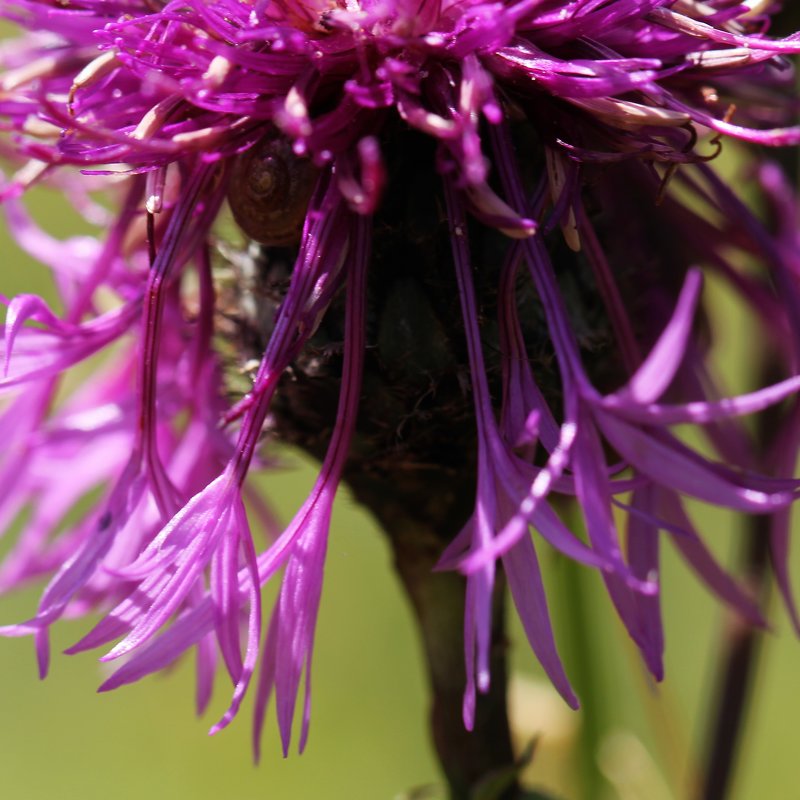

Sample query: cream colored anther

[68,50,119,115]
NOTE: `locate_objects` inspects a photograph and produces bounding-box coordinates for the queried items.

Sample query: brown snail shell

[227,137,317,246]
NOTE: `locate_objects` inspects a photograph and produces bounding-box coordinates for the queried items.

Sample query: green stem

[348,473,519,800]
[559,555,610,800]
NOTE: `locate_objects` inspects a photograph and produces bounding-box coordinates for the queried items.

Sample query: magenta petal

[461,572,479,732]
[7,460,150,680]
[101,476,240,661]
[210,513,244,683]
[98,593,217,694]
[210,515,262,735]
[252,612,280,763]
[2,293,73,375]
[617,269,703,406]
[0,301,139,392]
[195,629,217,717]
[625,486,664,681]
[570,404,662,674]
[602,374,800,426]
[273,502,334,755]
[503,535,579,708]
[597,411,793,513]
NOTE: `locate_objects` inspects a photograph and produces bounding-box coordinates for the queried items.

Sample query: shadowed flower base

[234,129,518,794]
[226,126,671,796]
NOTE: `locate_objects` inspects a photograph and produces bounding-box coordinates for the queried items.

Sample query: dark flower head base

[1,0,800,763]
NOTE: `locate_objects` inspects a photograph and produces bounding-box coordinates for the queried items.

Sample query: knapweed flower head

[1,0,800,758]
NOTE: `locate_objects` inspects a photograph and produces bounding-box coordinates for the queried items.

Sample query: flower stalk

[358,476,518,799]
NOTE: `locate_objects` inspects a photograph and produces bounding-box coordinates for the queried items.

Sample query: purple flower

[1,0,800,760]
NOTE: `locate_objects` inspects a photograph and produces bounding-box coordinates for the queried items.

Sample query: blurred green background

[2,148,800,800]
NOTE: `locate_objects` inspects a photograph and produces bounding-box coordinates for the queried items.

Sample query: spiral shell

[227,137,316,246]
